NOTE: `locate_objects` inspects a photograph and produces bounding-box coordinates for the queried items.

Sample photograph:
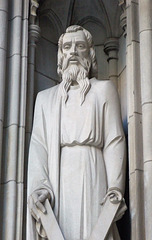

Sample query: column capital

[104,38,119,61]
[29,24,40,47]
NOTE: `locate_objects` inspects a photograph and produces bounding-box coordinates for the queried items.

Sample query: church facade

[0,0,151,239]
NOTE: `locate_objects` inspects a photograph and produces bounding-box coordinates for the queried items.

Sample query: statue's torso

[59,83,107,240]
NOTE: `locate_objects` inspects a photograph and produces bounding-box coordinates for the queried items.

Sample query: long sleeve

[103,82,126,195]
[27,92,53,197]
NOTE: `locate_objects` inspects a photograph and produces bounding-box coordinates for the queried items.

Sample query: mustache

[62,55,91,72]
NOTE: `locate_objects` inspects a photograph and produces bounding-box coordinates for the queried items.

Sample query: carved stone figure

[27,25,126,240]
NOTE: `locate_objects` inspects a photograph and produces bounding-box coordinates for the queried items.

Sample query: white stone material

[6,55,21,126]
[2,181,17,240]
[126,1,144,239]
[129,170,144,240]
[139,1,152,238]
[27,26,126,240]
[0,0,8,179]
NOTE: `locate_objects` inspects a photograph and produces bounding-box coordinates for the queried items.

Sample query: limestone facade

[0,0,151,239]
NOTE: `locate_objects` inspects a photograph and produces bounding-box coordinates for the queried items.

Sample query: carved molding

[104,38,119,61]
[120,11,127,37]
[118,0,127,37]
[30,0,39,17]
[29,24,40,47]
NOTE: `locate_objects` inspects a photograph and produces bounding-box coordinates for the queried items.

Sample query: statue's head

[57,25,97,79]
[57,25,97,104]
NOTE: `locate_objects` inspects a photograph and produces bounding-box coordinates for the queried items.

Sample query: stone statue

[27,25,126,240]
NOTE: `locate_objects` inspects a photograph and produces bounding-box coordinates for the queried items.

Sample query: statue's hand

[107,189,122,204]
[107,189,127,222]
[28,189,51,222]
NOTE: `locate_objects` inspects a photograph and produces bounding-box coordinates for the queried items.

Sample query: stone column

[0,0,8,181]
[26,24,40,143]
[139,0,152,239]
[24,24,40,203]
[23,3,40,238]
[126,0,144,239]
[1,1,29,239]
[24,0,40,187]
[104,38,119,87]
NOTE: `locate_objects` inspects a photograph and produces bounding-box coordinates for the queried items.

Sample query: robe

[27,78,126,240]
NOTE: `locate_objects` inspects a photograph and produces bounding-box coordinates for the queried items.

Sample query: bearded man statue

[27,25,126,240]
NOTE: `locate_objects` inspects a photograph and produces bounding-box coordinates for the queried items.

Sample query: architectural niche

[0,0,152,239]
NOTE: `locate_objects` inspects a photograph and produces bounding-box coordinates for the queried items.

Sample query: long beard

[60,56,91,105]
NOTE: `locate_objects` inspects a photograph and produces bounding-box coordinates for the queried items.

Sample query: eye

[77,43,85,49]
[64,44,71,50]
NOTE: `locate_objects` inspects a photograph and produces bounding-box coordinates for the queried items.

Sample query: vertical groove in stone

[23,20,40,240]
[16,1,29,238]
[139,0,152,239]
[0,2,9,239]
[126,1,145,239]
[1,0,29,239]
[0,0,8,182]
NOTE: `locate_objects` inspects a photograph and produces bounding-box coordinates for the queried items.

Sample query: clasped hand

[101,189,127,222]
[28,189,51,222]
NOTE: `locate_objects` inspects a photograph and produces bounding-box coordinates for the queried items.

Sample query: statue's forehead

[63,31,86,43]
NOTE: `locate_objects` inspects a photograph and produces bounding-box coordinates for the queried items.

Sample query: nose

[70,44,77,56]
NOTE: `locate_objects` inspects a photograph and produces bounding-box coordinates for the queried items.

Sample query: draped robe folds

[27,78,126,240]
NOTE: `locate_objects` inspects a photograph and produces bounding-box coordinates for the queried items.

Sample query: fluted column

[104,38,119,87]
[139,0,152,239]
[1,1,29,239]
[126,0,144,239]
[24,25,40,214]
[26,24,40,141]
[24,1,40,187]
[0,0,8,182]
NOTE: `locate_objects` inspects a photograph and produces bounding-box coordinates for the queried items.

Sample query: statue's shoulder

[36,85,59,102]
[91,78,116,94]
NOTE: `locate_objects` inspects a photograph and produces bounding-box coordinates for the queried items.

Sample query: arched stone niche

[33,1,129,239]
[35,0,124,94]
[35,0,127,133]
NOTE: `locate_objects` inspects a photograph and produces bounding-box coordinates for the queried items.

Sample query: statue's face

[62,30,89,67]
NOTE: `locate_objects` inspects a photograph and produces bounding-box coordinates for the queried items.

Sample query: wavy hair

[57,25,98,79]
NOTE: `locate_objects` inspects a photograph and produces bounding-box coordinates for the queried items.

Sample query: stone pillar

[24,1,40,187]
[25,1,40,154]
[1,1,29,239]
[0,0,8,181]
[126,0,144,239]
[24,25,40,210]
[139,0,152,239]
[25,24,40,149]
[104,38,119,87]
[23,3,40,239]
